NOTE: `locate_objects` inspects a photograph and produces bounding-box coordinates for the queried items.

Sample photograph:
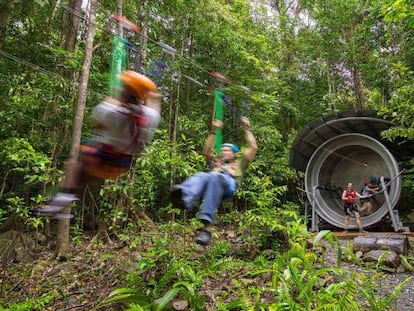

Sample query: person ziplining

[34,71,162,218]
[34,16,163,218]
[169,72,257,245]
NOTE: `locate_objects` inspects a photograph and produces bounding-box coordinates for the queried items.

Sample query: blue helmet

[221,143,239,154]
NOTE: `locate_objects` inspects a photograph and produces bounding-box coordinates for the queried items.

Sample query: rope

[0,51,393,175]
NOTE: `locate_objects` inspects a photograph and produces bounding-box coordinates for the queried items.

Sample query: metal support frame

[380,176,404,231]
[308,176,405,232]
[311,185,320,232]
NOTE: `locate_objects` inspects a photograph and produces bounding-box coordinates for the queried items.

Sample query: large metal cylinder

[304,133,402,229]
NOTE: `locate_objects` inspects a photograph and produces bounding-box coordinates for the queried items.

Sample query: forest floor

[0,227,414,310]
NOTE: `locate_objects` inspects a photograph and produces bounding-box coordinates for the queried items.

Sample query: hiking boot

[195,228,212,246]
[170,185,186,210]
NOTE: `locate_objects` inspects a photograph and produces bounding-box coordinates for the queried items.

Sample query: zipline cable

[0,49,108,99]
[5,3,394,173]
[0,50,64,80]
[0,49,395,175]
[57,3,250,92]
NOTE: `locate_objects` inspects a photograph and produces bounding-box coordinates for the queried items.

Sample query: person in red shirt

[341,182,367,233]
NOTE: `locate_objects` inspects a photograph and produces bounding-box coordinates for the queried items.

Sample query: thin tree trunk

[52,0,63,20]
[137,0,147,72]
[116,0,124,36]
[0,3,10,47]
[63,0,83,53]
[352,65,366,110]
[56,0,97,258]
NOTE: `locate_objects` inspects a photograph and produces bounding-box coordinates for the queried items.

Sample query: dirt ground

[1,230,414,310]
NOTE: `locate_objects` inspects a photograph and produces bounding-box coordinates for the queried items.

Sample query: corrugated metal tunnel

[290,110,412,230]
[305,133,400,229]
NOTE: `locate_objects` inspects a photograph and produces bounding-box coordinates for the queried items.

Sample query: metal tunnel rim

[304,133,401,229]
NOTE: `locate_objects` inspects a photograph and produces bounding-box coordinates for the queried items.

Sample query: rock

[363,250,400,268]
[35,232,47,245]
[0,230,37,265]
[14,246,27,263]
[30,260,52,278]
[121,251,142,274]
[172,299,188,310]
[355,250,363,259]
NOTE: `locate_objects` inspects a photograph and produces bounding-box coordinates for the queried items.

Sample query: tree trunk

[116,0,124,36]
[0,3,10,47]
[133,0,147,73]
[352,65,366,110]
[56,0,97,258]
[63,0,83,53]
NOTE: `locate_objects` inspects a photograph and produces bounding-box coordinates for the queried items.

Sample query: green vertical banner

[214,89,224,154]
[109,35,127,97]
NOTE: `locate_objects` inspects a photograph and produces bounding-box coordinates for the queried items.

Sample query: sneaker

[32,193,78,216]
[51,192,79,205]
[195,228,212,246]
[170,185,186,210]
[32,210,74,219]
[53,213,74,220]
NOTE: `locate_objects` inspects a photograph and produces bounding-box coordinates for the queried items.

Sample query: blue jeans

[179,171,236,224]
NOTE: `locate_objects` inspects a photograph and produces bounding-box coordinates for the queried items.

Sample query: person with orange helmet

[34,71,162,218]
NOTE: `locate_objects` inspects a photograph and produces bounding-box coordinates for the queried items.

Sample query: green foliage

[2,1,414,310]
[95,133,205,230]
[359,274,412,311]
[0,292,56,311]
[230,205,304,255]
[98,287,150,309]
[0,138,55,226]
[377,66,414,140]
[0,138,53,185]
[313,230,343,266]
[98,221,207,310]
[252,239,359,311]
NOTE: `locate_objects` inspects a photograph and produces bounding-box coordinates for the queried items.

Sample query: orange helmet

[119,70,157,100]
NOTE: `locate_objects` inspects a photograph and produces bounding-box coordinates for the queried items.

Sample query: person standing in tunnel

[359,179,370,214]
[342,182,367,233]
[359,177,380,215]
